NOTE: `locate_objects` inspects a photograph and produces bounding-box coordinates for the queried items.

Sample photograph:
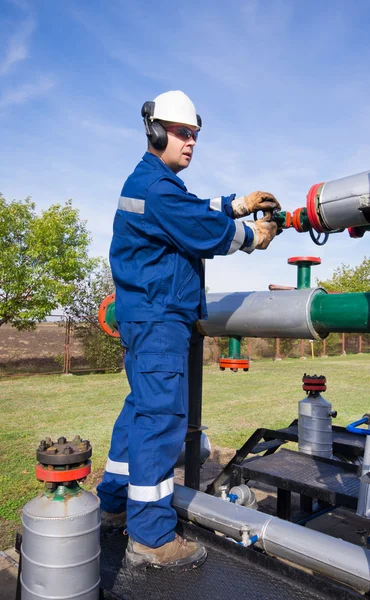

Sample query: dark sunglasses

[164,125,199,142]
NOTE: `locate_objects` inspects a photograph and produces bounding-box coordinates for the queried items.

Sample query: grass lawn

[1,354,369,550]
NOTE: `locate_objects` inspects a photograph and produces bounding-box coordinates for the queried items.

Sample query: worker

[97,91,281,571]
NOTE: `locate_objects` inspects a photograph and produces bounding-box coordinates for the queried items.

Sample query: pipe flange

[302,374,327,392]
[36,436,92,466]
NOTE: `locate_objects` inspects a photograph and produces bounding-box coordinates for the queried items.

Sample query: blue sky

[1,0,370,293]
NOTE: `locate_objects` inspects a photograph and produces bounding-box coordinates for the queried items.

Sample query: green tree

[0,196,95,329]
[317,257,370,292]
[65,258,123,371]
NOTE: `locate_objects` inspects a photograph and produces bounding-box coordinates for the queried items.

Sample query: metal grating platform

[241,448,360,508]
[100,522,362,600]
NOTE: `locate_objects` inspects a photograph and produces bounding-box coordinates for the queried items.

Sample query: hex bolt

[58,436,67,444]
[63,446,73,455]
[46,447,58,454]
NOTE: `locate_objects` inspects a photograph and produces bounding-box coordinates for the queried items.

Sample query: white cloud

[0,17,35,76]
[0,75,55,108]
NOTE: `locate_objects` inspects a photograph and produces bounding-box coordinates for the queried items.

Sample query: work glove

[231,191,281,218]
[242,217,278,253]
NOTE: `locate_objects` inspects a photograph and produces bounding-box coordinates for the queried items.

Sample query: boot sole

[125,549,207,572]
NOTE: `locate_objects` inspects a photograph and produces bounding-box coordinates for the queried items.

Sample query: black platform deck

[100,522,363,600]
[241,448,360,509]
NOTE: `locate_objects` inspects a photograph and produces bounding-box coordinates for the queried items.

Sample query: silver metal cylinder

[298,392,333,458]
[319,170,370,231]
[229,484,258,509]
[21,488,101,600]
[173,484,370,592]
[200,288,326,340]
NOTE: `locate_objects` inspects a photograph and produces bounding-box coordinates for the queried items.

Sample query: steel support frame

[184,329,204,490]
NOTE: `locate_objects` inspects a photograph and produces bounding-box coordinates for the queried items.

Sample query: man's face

[153,122,198,174]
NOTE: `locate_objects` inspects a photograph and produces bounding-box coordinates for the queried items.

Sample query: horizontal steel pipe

[173,484,370,593]
[100,288,370,339]
[311,292,370,334]
[200,289,326,340]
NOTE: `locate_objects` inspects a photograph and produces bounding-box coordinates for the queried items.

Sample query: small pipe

[173,484,370,592]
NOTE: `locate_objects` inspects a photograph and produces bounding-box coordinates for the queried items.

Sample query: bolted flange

[302,373,327,393]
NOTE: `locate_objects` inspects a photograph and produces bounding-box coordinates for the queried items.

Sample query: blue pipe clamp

[346,416,370,435]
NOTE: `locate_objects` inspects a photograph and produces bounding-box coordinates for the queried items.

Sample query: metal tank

[21,436,101,600]
[298,375,336,459]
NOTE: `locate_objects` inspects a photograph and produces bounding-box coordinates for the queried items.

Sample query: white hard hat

[150,90,202,129]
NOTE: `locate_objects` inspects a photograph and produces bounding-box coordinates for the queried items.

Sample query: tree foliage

[317,257,370,292]
[65,258,123,371]
[0,196,94,329]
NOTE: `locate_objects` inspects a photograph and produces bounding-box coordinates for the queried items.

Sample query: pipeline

[173,484,370,593]
[201,288,370,339]
[99,287,370,341]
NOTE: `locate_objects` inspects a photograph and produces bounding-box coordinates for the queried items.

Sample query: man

[97,91,280,571]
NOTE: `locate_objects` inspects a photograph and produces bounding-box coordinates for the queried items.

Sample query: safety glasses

[164,125,199,142]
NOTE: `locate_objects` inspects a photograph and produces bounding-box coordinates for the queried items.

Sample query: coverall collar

[142,151,186,186]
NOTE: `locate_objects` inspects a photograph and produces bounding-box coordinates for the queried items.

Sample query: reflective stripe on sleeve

[227,220,246,254]
[105,458,130,476]
[128,476,174,502]
[209,197,222,211]
[118,196,145,214]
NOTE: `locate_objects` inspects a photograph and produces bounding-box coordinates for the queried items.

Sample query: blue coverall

[97,151,254,548]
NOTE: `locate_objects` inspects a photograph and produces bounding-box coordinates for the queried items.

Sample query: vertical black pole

[184,328,204,489]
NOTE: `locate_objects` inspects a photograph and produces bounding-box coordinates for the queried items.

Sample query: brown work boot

[100,510,127,528]
[125,534,207,572]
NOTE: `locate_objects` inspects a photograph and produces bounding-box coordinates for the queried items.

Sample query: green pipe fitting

[311,292,370,334]
[228,336,241,358]
[105,301,117,331]
[288,257,321,289]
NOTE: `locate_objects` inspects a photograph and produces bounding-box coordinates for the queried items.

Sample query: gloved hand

[242,217,278,253]
[231,191,281,218]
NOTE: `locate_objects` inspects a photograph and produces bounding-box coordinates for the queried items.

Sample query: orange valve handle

[98,294,120,338]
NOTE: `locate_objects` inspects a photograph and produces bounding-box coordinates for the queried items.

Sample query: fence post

[341,333,346,355]
[275,338,282,360]
[213,337,219,363]
[359,335,363,354]
[323,338,327,357]
[63,318,71,375]
[248,338,252,360]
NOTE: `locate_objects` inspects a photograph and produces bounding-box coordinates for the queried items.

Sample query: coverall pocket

[135,353,186,416]
[176,270,195,300]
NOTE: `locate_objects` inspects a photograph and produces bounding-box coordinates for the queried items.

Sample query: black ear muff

[141,101,168,150]
[197,114,202,128]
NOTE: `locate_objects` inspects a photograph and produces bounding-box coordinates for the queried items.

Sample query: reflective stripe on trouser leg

[96,348,133,513]
[125,321,192,548]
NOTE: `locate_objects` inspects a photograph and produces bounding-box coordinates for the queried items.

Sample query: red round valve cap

[288,256,321,265]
